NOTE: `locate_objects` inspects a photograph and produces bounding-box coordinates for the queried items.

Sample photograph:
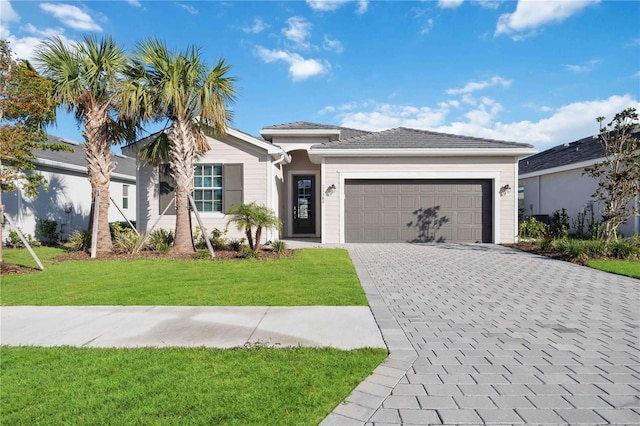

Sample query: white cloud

[438,0,464,9]
[255,46,328,81]
[564,58,602,73]
[496,0,598,39]
[1,0,19,24]
[472,0,501,9]
[282,16,312,50]
[127,0,142,7]
[625,38,640,48]
[420,18,434,35]
[326,95,639,149]
[306,0,368,14]
[40,3,102,31]
[178,3,198,15]
[242,17,269,34]
[356,0,368,14]
[323,35,344,54]
[446,76,512,95]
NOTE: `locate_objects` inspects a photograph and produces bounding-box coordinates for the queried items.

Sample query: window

[193,164,223,212]
[122,184,129,209]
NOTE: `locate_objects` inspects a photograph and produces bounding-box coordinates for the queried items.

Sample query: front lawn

[587,259,640,279]
[0,346,387,425]
[1,248,367,306]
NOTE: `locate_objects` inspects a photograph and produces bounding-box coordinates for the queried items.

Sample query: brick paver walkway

[322,244,640,425]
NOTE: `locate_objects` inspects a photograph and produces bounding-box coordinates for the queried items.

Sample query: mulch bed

[1,247,293,276]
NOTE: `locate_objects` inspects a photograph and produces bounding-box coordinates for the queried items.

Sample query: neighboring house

[124,122,534,245]
[519,133,640,237]
[1,135,136,243]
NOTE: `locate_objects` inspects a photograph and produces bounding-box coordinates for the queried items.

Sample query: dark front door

[293,175,315,234]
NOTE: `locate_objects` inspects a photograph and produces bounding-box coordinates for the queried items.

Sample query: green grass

[1,248,367,306]
[0,346,388,425]
[587,259,640,279]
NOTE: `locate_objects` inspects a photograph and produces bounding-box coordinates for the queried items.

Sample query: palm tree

[227,202,281,251]
[121,39,236,254]
[36,35,135,254]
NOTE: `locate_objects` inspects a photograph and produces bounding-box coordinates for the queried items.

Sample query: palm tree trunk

[169,119,196,254]
[84,109,114,254]
[254,226,262,251]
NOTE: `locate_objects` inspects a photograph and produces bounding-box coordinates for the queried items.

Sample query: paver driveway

[323,244,640,425]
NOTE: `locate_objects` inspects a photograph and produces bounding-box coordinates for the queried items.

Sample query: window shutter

[158,164,176,215]
[223,164,243,213]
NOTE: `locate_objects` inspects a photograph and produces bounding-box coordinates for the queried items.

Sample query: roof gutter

[309,147,537,159]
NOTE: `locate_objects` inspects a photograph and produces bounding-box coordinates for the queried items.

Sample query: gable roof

[34,135,136,178]
[312,127,533,150]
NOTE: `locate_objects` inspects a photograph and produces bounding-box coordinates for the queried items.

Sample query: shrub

[555,238,606,259]
[241,247,258,259]
[519,218,548,240]
[35,219,59,245]
[66,230,91,252]
[271,240,287,253]
[147,229,174,251]
[210,228,227,249]
[7,229,40,248]
[195,249,211,260]
[550,208,569,239]
[112,224,144,254]
[228,238,244,252]
[607,241,638,259]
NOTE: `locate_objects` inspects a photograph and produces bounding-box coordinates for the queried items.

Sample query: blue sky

[2,0,638,151]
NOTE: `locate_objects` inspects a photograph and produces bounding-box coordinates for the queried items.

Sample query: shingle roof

[312,127,533,150]
[262,121,372,140]
[517,130,640,175]
[35,135,136,177]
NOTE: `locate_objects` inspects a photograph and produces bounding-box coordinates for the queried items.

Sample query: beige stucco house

[123,122,535,245]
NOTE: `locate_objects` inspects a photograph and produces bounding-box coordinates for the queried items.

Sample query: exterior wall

[136,135,270,242]
[320,156,519,244]
[520,168,639,237]
[1,166,135,243]
[281,150,321,237]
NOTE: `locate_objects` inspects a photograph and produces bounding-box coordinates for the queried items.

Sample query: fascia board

[226,128,281,154]
[519,157,604,179]
[33,158,135,182]
[260,128,341,139]
[310,148,537,158]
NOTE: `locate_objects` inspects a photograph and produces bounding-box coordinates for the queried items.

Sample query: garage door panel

[345,179,492,243]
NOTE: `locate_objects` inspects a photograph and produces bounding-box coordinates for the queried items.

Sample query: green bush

[228,238,244,252]
[607,241,638,259]
[195,249,211,260]
[147,229,174,251]
[66,230,91,252]
[111,223,143,254]
[554,238,606,259]
[35,219,59,245]
[7,229,41,248]
[519,218,548,239]
[271,240,287,253]
[241,247,258,259]
[551,209,569,239]
[210,228,227,249]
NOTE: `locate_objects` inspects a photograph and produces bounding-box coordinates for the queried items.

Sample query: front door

[292,175,315,234]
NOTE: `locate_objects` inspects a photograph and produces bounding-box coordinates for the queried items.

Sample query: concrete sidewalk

[0,306,385,350]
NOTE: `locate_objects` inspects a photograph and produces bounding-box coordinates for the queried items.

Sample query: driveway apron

[322,243,640,425]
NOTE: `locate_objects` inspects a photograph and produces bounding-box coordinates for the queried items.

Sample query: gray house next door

[345,179,493,243]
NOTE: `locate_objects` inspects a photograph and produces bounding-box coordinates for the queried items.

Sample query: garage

[345,179,493,243]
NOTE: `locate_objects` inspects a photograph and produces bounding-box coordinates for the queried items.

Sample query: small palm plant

[226,203,281,251]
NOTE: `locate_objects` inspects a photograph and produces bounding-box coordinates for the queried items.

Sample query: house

[123,122,535,245]
[1,135,136,243]
[519,133,640,237]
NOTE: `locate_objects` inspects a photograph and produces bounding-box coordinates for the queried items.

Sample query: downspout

[269,150,291,242]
